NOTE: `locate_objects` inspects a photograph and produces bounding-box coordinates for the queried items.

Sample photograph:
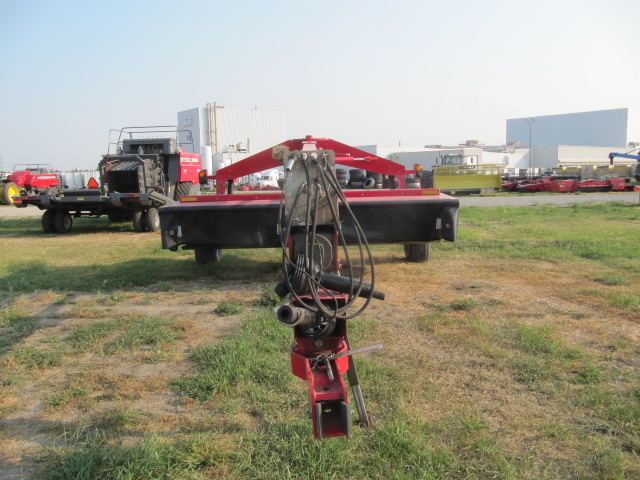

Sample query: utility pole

[523,118,535,176]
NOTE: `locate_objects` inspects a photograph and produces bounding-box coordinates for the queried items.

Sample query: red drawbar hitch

[290,306,351,439]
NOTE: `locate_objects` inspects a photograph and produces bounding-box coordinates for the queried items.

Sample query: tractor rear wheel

[404,243,431,262]
[175,182,193,200]
[194,247,222,265]
[1,182,19,205]
[54,211,73,234]
[132,209,146,232]
[42,210,56,233]
[145,208,160,232]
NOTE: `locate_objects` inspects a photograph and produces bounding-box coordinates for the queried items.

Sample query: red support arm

[214,136,407,193]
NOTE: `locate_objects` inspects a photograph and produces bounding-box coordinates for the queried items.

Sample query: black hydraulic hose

[318,162,378,319]
[277,153,380,321]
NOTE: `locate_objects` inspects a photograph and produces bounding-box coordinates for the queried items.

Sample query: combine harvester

[158,135,459,438]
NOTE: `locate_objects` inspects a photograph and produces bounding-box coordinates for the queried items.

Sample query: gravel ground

[457,191,639,207]
[1,191,638,220]
[0,205,43,218]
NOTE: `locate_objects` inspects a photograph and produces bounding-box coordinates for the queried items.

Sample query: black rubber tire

[423,171,434,188]
[406,182,421,189]
[349,181,364,189]
[194,247,222,265]
[175,182,193,200]
[54,210,73,234]
[363,177,376,189]
[404,243,431,262]
[145,207,160,232]
[132,209,146,232]
[349,169,364,176]
[42,210,56,233]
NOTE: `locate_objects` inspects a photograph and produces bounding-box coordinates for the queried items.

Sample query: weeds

[255,284,284,307]
[214,301,243,316]
[38,431,227,480]
[172,310,291,401]
[0,305,34,349]
[593,273,627,286]
[10,346,62,370]
[104,314,184,354]
[97,406,141,432]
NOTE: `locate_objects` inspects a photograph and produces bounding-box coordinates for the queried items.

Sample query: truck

[0,164,63,205]
[13,127,202,234]
[158,136,459,265]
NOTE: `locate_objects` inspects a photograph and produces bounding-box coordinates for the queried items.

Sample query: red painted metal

[8,170,60,190]
[178,152,203,184]
[213,136,408,194]
[549,179,578,193]
[507,176,630,194]
[289,296,351,439]
[180,188,446,205]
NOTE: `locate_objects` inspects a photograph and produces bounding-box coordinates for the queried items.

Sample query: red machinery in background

[0,164,62,205]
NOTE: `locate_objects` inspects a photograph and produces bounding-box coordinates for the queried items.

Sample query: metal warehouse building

[506,108,629,148]
[177,104,287,175]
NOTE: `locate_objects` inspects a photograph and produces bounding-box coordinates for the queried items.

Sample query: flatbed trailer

[12,127,201,233]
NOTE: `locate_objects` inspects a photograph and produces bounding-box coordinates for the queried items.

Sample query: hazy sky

[1,0,638,171]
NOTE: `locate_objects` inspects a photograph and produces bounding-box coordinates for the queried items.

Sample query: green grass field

[0,202,639,479]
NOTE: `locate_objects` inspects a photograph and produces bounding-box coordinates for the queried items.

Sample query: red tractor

[0,164,62,205]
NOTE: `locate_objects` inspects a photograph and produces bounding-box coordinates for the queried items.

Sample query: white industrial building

[506,108,629,148]
[177,104,287,180]
[360,108,637,174]
[359,143,630,175]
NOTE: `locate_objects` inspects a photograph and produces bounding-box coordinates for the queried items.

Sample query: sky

[1,0,639,171]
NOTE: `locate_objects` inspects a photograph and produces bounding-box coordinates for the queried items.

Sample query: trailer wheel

[54,211,73,234]
[42,210,56,233]
[132,209,146,232]
[145,207,160,232]
[404,243,431,262]
[194,247,222,265]
[1,182,19,205]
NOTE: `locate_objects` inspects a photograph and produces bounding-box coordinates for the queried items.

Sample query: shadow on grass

[0,254,281,293]
[0,417,95,480]
[0,216,134,237]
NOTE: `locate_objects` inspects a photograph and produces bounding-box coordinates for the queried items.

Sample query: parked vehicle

[13,126,201,233]
[0,164,62,205]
